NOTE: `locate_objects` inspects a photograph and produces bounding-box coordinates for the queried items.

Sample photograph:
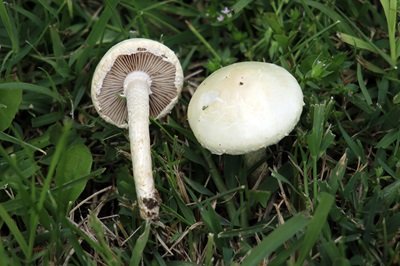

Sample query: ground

[0,0,399,265]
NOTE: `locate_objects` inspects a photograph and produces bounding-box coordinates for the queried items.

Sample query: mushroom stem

[124,71,160,220]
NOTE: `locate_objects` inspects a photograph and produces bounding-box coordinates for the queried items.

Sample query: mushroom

[91,38,184,220]
[187,61,303,155]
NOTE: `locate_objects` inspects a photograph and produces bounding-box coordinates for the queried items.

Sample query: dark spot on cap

[137,47,147,51]
[202,105,208,110]
[239,82,244,85]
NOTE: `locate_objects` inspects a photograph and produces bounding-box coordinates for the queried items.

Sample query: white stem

[124,71,160,220]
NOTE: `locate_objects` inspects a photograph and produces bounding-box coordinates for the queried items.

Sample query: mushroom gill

[98,52,178,125]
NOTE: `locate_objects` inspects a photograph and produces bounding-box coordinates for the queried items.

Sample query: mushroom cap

[91,38,184,128]
[187,62,304,155]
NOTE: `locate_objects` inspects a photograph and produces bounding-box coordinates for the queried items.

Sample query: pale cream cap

[187,62,304,155]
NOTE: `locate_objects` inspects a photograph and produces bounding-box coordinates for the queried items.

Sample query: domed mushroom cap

[187,62,304,155]
[91,38,184,128]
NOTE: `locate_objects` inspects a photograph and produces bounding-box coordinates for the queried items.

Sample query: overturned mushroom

[91,38,183,220]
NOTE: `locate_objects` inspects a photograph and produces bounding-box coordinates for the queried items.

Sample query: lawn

[0,0,399,265]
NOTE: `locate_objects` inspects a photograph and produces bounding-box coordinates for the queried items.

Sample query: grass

[0,0,399,265]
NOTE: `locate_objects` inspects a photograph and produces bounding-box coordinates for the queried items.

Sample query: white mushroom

[91,38,183,220]
[188,61,303,155]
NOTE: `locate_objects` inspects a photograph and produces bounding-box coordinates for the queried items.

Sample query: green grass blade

[10,4,43,27]
[377,157,398,180]
[161,204,193,226]
[307,103,326,159]
[186,21,221,61]
[292,20,341,57]
[0,204,29,258]
[306,102,335,199]
[295,192,335,265]
[55,143,93,211]
[357,63,373,105]
[31,112,64,128]
[271,169,301,195]
[27,120,72,259]
[198,186,244,206]
[380,0,398,65]
[130,222,151,266]
[0,87,22,131]
[337,121,366,163]
[204,233,215,266]
[269,239,304,266]
[382,179,400,204]
[49,25,64,59]
[338,32,394,67]
[328,153,347,193]
[298,0,355,35]
[37,0,57,17]
[49,25,69,77]
[376,130,400,149]
[0,236,9,265]
[38,120,72,210]
[75,0,119,71]
[301,0,395,68]
[86,0,119,46]
[357,56,386,74]
[0,82,62,102]
[62,216,108,262]
[200,203,223,234]
[87,214,120,264]
[338,32,378,53]
[218,221,273,238]
[232,0,255,13]
[0,131,46,154]
[0,1,19,52]
[51,168,105,193]
[241,214,309,266]
[66,0,73,17]
[200,148,237,223]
